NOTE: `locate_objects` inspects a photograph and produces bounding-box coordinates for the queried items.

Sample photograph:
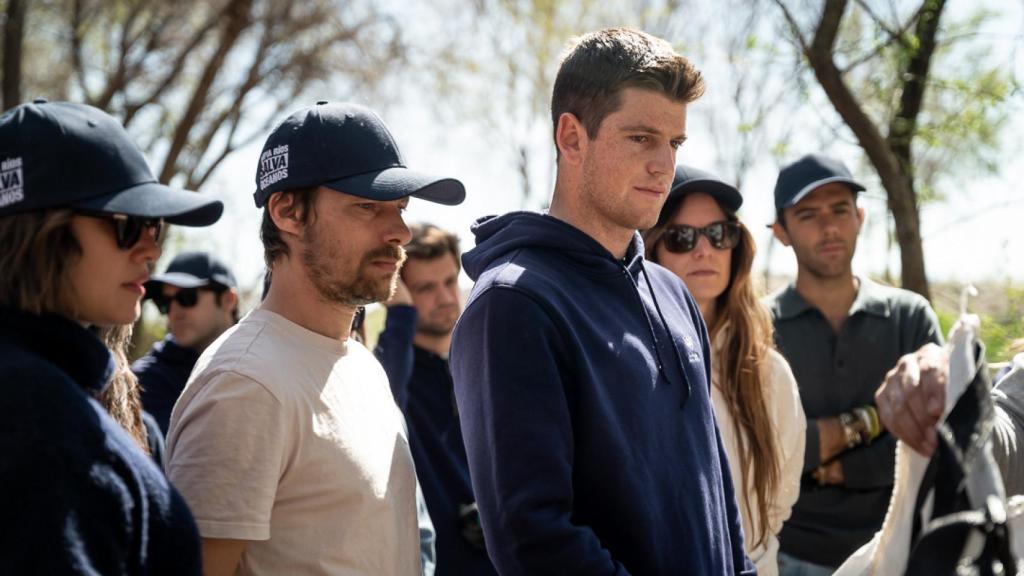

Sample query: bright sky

[169,1,1024,302]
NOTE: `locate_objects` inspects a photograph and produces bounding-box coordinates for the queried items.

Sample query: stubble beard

[301,226,407,307]
[580,156,659,234]
[416,304,460,337]
[799,241,855,281]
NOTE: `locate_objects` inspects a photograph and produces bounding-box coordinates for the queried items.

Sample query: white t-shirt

[165,308,420,576]
[711,327,807,576]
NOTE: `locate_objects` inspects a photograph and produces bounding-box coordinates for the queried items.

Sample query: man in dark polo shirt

[376,223,496,576]
[766,154,943,574]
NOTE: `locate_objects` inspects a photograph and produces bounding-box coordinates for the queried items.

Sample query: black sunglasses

[661,221,742,254]
[151,286,221,314]
[81,212,164,249]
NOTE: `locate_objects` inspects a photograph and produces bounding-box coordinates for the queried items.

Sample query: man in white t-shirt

[165,101,466,576]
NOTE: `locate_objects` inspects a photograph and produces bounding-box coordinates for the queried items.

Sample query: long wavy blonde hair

[644,205,780,548]
[0,210,149,452]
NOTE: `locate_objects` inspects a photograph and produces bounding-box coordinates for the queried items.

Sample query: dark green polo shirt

[765,277,942,567]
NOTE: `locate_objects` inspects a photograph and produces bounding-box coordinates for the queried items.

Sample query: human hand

[811,459,844,486]
[387,277,413,307]
[875,343,948,456]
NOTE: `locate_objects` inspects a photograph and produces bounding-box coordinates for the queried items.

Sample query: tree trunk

[2,0,28,111]
[788,0,940,300]
[884,0,946,299]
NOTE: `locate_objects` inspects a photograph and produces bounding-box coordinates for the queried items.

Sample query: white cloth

[166,308,421,576]
[991,353,1024,495]
[836,316,1023,575]
[711,329,806,576]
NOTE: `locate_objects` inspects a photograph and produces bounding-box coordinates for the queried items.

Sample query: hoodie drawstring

[638,262,692,410]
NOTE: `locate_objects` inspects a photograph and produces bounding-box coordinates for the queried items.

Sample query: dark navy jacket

[450,212,753,575]
[0,308,201,575]
[376,305,497,576]
[132,335,200,436]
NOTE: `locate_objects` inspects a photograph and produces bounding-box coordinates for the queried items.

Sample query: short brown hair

[551,28,705,150]
[401,223,461,278]
[0,209,80,315]
[260,186,319,269]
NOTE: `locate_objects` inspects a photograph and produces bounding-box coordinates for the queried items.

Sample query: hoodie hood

[463,211,647,282]
[462,211,690,400]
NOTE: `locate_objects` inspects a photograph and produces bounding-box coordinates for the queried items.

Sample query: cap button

[316,100,328,105]
[33,98,48,104]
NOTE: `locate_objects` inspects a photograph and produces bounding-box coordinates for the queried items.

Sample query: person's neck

[795,269,858,333]
[549,182,633,260]
[697,298,718,329]
[414,331,452,358]
[261,259,355,341]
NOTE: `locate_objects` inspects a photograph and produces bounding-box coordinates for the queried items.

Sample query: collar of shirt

[0,306,114,394]
[775,276,891,321]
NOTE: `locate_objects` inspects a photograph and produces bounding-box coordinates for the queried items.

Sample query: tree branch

[886,0,946,169]
[771,0,811,54]
[70,0,94,102]
[2,0,28,110]
[158,0,253,183]
[121,5,224,126]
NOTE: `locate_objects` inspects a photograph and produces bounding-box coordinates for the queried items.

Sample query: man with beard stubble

[164,101,465,576]
[765,154,942,574]
[376,223,497,576]
[449,28,753,574]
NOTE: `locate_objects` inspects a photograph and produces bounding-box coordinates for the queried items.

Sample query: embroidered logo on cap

[258,144,289,191]
[0,157,24,208]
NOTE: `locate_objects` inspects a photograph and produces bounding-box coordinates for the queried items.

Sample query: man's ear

[221,288,239,313]
[772,221,791,247]
[267,190,310,237]
[555,112,587,165]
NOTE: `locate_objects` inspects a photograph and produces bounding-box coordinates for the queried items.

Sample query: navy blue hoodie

[0,307,201,575]
[450,212,754,575]
[132,335,200,436]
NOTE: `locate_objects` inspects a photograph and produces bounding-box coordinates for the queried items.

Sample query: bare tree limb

[772,0,811,54]
[158,0,253,183]
[122,5,225,126]
[70,0,93,102]
[2,0,28,110]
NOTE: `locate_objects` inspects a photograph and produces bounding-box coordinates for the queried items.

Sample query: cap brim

[657,178,743,227]
[672,178,743,212]
[73,181,224,226]
[148,272,210,289]
[323,166,465,206]
[785,177,865,208]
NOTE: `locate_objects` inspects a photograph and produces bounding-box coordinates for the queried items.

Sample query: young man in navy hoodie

[450,28,754,575]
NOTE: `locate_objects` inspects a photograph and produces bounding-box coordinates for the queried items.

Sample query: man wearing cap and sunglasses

[133,251,239,436]
[165,101,465,576]
[765,153,942,574]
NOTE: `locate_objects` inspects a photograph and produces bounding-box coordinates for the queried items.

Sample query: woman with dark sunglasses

[643,165,806,575]
[0,100,222,574]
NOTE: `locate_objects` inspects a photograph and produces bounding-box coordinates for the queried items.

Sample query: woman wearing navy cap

[643,165,806,575]
[0,100,222,574]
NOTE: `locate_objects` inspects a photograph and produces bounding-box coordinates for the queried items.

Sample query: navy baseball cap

[0,100,222,225]
[656,164,742,227]
[774,153,865,214]
[146,251,237,296]
[253,101,465,208]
